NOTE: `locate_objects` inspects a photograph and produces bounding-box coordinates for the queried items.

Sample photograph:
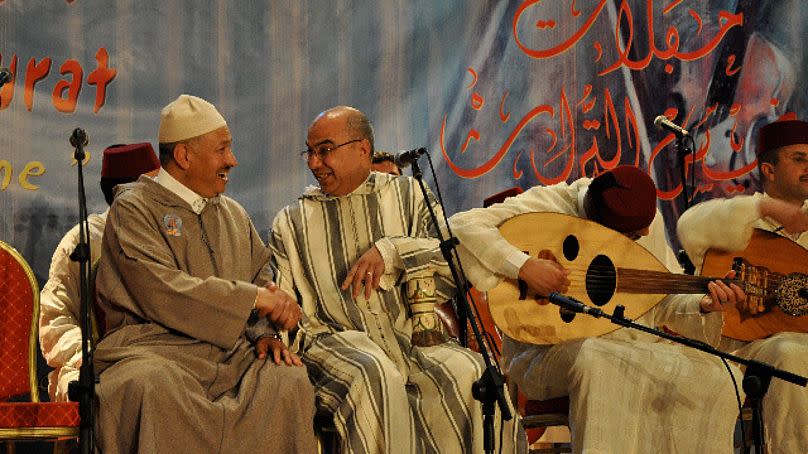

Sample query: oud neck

[617,268,724,295]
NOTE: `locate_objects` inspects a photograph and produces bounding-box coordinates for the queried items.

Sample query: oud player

[678,116,808,453]
[450,166,744,454]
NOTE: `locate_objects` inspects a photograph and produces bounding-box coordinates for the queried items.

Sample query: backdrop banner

[2,0,806,292]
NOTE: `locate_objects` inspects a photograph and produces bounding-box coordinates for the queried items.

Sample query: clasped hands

[254,282,303,366]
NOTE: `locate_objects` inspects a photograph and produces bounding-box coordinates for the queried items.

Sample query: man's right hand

[517,257,571,297]
[254,283,301,331]
[760,198,808,234]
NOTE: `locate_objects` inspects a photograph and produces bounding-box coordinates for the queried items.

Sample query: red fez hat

[101,143,160,179]
[757,118,808,156]
[586,166,657,233]
[483,187,524,207]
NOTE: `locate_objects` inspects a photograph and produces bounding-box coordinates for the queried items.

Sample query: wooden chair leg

[314,412,338,454]
[52,439,77,454]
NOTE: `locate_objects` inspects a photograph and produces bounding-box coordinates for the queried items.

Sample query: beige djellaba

[94,176,317,454]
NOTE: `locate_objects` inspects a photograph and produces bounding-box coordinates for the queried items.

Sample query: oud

[488,212,808,344]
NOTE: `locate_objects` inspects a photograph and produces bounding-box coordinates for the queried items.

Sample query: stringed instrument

[486,212,792,345]
[702,229,808,341]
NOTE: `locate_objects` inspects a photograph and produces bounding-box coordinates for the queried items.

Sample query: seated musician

[678,117,808,453]
[449,166,745,453]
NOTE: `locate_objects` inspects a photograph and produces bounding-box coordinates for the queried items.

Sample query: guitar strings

[525,264,782,293]
[543,263,784,283]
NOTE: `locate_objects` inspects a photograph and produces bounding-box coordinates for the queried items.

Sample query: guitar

[487,212,775,345]
[702,229,808,341]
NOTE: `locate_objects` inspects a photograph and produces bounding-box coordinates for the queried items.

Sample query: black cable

[721,357,747,453]
[499,407,505,454]
[677,136,688,209]
[422,151,511,454]
[688,134,697,206]
[425,151,504,373]
[425,151,505,369]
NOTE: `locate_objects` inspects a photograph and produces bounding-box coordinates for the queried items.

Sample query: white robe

[450,178,741,454]
[678,193,808,453]
[39,211,106,401]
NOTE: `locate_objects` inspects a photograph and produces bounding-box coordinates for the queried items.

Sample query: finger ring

[366,271,373,277]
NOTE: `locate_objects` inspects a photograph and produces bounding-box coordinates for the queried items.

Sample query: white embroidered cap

[158,94,227,143]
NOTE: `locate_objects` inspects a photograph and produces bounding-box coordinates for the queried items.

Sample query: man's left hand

[700,270,746,313]
[255,337,303,366]
[341,246,385,300]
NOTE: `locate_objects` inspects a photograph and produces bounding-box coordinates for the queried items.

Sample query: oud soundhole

[775,273,808,316]
[586,255,616,306]
[562,234,579,261]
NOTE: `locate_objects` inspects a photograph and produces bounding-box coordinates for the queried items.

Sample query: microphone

[547,292,604,318]
[0,68,11,88]
[393,147,427,168]
[653,115,689,137]
[70,128,89,148]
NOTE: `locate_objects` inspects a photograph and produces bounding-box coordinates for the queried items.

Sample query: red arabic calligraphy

[512,0,743,76]
[442,76,766,199]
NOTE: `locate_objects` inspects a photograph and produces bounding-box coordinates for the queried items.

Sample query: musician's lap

[508,335,742,402]
[720,332,808,454]
[504,334,741,453]
[721,332,808,368]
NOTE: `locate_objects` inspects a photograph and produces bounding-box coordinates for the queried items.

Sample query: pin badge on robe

[163,214,183,237]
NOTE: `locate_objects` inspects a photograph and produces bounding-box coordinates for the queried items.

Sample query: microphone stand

[676,134,691,209]
[676,133,696,274]
[546,292,807,454]
[409,154,511,454]
[66,128,95,454]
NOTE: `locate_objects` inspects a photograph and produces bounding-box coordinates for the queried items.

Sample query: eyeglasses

[301,138,363,162]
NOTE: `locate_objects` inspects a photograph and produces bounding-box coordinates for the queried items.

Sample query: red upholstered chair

[483,187,524,208]
[470,288,570,453]
[0,240,79,449]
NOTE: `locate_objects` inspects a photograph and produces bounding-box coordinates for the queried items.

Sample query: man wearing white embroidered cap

[93,94,316,453]
[157,94,233,198]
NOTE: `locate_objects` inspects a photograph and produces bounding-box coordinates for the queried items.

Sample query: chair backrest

[483,187,524,208]
[464,289,503,365]
[0,240,39,401]
[434,290,503,365]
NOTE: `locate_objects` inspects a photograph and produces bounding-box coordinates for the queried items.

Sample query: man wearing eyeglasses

[678,116,808,453]
[269,106,525,453]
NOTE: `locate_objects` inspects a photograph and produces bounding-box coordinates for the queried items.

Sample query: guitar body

[488,212,671,345]
[702,229,808,341]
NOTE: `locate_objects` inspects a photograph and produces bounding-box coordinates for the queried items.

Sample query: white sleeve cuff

[375,237,402,274]
[504,250,531,280]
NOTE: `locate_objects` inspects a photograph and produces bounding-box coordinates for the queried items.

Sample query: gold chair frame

[0,240,79,446]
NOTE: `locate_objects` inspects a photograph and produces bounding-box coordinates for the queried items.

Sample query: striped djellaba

[270,172,525,454]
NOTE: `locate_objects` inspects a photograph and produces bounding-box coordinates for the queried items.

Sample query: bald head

[310,106,375,155]
[305,106,376,196]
